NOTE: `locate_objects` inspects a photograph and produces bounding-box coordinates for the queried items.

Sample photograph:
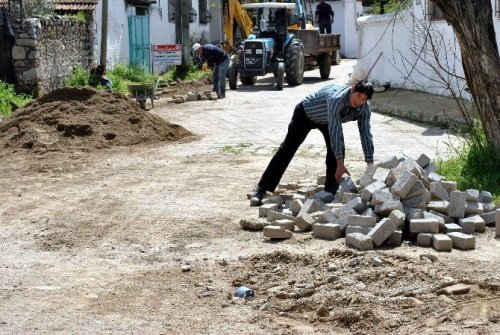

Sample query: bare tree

[434,0,500,151]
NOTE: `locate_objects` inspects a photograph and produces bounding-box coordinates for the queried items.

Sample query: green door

[129,15,151,72]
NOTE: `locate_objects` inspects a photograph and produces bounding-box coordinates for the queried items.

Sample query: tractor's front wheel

[228,62,238,90]
[240,75,256,85]
[285,39,305,86]
[276,62,285,91]
[318,53,331,79]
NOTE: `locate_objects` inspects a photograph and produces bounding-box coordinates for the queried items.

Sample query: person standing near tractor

[192,43,230,99]
[249,81,375,206]
[315,0,334,34]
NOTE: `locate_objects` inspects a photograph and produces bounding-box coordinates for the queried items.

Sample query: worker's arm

[327,88,350,182]
[357,104,374,164]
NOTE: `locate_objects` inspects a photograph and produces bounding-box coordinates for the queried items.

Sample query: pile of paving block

[169,90,219,103]
[242,154,500,252]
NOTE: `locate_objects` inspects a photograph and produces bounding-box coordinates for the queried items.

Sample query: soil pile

[0,87,193,153]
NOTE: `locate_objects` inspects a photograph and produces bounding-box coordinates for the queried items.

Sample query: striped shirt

[302,84,374,161]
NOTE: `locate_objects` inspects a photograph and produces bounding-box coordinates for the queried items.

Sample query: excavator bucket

[223,0,253,50]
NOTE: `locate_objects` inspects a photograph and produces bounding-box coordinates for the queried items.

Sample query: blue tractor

[228,2,305,91]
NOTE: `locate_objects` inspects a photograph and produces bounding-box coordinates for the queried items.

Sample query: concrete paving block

[496,209,500,238]
[262,195,285,206]
[390,171,418,198]
[274,219,295,231]
[484,203,497,213]
[294,213,314,232]
[373,167,391,183]
[401,192,430,209]
[404,180,427,200]
[444,223,462,233]
[345,226,372,235]
[423,211,446,232]
[239,217,270,230]
[417,233,433,246]
[335,197,367,216]
[293,194,307,202]
[259,204,278,217]
[401,158,424,178]
[410,218,440,233]
[289,199,303,216]
[348,215,377,227]
[448,191,467,218]
[317,209,336,223]
[267,210,294,222]
[385,170,397,187]
[311,190,334,203]
[385,230,403,246]
[376,155,400,169]
[475,218,486,233]
[346,233,373,251]
[479,190,493,204]
[361,180,387,202]
[416,153,431,168]
[313,223,341,239]
[481,211,497,226]
[263,225,293,239]
[335,209,358,232]
[440,180,457,194]
[423,161,437,176]
[326,203,343,211]
[374,201,403,216]
[430,182,449,201]
[458,216,478,235]
[279,182,299,190]
[342,192,357,204]
[186,92,198,101]
[427,172,443,182]
[447,232,475,250]
[362,208,380,222]
[436,283,471,295]
[464,201,484,216]
[432,234,453,252]
[428,210,455,223]
[371,190,400,205]
[309,211,324,221]
[389,209,405,229]
[282,208,294,216]
[421,176,431,189]
[427,200,450,215]
[340,176,358,194]
[465,189,480,202]
[367,218,396,247]
[299,199,323,216]
[404,208,424,222]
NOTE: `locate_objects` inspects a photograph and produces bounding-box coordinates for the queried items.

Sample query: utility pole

[100,0,108,67]
[175,0,191,75]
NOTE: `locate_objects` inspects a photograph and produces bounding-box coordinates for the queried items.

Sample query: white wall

[356,0,500,97]
[330,0,361,58]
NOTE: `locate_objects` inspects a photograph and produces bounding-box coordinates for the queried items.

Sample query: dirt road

[1,60,500,334]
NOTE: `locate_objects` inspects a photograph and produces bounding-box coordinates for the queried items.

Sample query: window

[199,0,211,24]
[167,0,197,23]
[427,0,444,21]
[496,0,500,18]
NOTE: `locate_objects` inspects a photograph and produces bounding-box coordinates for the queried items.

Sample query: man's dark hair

[354,81,374,99]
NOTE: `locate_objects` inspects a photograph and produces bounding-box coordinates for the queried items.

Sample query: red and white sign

[152,44,182,65]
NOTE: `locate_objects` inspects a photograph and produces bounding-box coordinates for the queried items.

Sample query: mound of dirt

[0,87,193,153]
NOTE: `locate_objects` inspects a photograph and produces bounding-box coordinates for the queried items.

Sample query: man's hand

[335,159,350,183]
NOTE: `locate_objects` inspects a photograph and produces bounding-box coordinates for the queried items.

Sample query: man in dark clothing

[315,0,334,34]
[249,81,375,206]
[192,43,230,99]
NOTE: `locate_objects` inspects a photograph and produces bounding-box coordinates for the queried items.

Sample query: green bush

[366,0,411,14]
[436,125,500,205]
[65,64,90,87]
[0,81,32,118]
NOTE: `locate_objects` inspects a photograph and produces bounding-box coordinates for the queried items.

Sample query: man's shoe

[249,188,266,206]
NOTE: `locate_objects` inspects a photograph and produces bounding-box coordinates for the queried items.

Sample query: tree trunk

[435,0,500,151]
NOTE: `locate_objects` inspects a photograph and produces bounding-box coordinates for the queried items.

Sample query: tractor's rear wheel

[228,62,238,90]
[240,75,256,85]
[318,53,331,79]
[285,39,305,86]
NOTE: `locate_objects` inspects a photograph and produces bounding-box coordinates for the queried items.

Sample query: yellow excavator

[222,0,254,53]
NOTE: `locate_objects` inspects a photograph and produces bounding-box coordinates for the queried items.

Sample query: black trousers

[258,103,342,194]
[319,21,332,34]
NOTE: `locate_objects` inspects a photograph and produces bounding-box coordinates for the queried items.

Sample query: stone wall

[12,17,93,96]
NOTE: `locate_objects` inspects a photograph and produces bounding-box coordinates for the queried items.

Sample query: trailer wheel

[276,62,284,91]
[319,53,331,79]
[332,50,341,65]
[285,39,305,86]
[240,75,256,85]
[228,62,238,90]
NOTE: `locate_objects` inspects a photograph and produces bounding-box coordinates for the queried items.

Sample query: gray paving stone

[346,233,373,251]
[239,217,270,230]
[428,210,455,223]
[447,232,475,250]
[282,208,294,216]
[465,189,480,202]
[274,219,295,231]
[267,210,294,222]
[416,153,431,168]
[400,158,424,178]
[374,201,403,216]
[432,234,453,252]
[390,171,418,198]
[388,209,405,229]
[371,190,400,205]
[372,167,391,183]
[335,209,358,232]
[479,190,493,204]
[342,192,357,204]
[440,180,458,194]
[340,176,358,194]
[262,195,284,206]
[458,216,479,235]
[263,226,293,239]
[423,161,437,176]
[385,230,402,246]
[294,213,314,232]
[421,176,431,189]
[345,225,371,236]
[427,172,443,182]
[444,223,462,233]
[376,155,400,169]
[404,208,424,223]
[289,199,303,216]
[417,233,433,246]
[259,204,278,217]
[347,215,377,227]
[317,209,336,223]
[317,175,326,185]
[482,211,497,225]
[313,223,341,239]
[367,218,396,247]
[401,191,431,209]
[427,200,450,215]
[299,199,323,216]
[361,180,387,202]
[404,180,427,200]
[448,191,467,218]
[311,190,334,203]
[430,182,449,201]
[410,218,440,233]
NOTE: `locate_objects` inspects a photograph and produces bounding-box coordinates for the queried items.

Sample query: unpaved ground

[1,60,500,335]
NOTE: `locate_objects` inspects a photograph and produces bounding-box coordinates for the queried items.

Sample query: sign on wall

[152,44,182,65]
